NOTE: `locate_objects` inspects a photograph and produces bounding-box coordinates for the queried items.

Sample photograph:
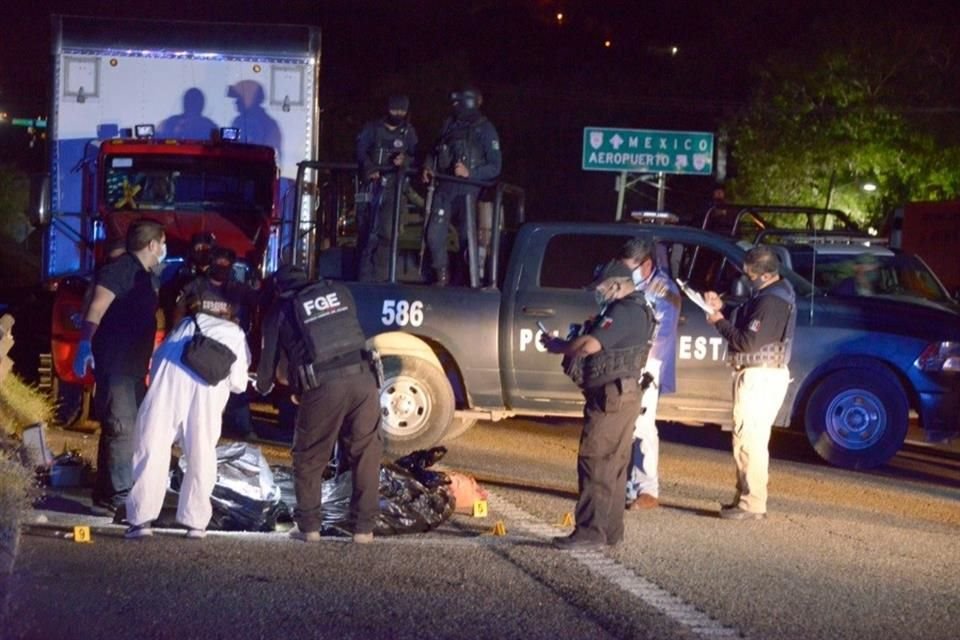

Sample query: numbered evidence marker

[472,500,488,518]
[73,525,92,543]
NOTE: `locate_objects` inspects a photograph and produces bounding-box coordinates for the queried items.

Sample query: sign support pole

[656,172,666,211]
[615,171,627,221]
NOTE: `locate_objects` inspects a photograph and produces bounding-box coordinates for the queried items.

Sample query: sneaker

[353,532,374,544]
[185,529,207,539]
[719,506,766,521]
[289,528,321,542]
[124,523,153,539]
[626,493,659,511]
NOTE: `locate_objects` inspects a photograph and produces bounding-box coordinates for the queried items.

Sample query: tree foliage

[0,164,29,242]
[723,18,960,228]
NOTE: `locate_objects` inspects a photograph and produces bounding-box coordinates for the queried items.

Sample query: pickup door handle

[522,307,556,317]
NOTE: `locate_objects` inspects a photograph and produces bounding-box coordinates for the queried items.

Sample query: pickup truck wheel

[803,367,908,470]
[379,355,454,455]
[443,417,479,441]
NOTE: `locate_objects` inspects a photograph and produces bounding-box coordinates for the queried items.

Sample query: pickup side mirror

[28,174,51,227]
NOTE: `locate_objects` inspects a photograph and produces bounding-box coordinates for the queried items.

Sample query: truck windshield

[103,153,273,237]
[790,251,952,304]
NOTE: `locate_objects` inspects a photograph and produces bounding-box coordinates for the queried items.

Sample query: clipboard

[676,278,715,314]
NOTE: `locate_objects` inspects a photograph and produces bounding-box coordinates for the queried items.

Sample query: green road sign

[10,118,47,129]
[582,127,714,175]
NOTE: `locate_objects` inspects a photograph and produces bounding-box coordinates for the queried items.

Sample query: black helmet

[274,265,308,292]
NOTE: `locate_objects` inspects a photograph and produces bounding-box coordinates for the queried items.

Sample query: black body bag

[180,315,236,385]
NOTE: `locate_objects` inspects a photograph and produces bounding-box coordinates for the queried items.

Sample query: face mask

[209,264,233,283]
[156,241,167,265]
[748,274,765,291]
[191,248,211,268]
[386,113,406,127]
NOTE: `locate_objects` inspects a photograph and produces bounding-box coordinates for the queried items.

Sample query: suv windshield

[102,153,274,238]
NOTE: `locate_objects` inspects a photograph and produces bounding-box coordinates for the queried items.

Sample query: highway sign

[582,127,714,175]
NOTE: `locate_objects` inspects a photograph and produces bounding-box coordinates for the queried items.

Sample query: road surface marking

[485,489,743,639]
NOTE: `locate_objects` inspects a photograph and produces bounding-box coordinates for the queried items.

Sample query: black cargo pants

[574,378,642,544]
[292,370,384,534]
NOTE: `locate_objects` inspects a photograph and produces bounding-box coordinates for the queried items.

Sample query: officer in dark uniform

[423,87,501,286]
[158,231,215,330]
[255,266,383,543]
[174,246,259,439]
[541,259,654,549]
[704,246,797,520]
[355,95,418,282]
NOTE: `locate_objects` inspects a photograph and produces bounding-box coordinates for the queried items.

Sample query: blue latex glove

[73,339,94,378]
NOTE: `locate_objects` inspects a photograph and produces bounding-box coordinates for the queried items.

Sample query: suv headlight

[914,341,960,372]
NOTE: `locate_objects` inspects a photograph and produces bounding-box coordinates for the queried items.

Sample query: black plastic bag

[272,446,455,536]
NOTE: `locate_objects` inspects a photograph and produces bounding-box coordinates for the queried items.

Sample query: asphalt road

[3,418,959,640]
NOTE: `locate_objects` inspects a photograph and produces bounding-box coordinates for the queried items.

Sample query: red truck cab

[50,132,279,386]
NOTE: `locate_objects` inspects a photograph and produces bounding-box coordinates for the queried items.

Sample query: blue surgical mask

[157,242,167,264]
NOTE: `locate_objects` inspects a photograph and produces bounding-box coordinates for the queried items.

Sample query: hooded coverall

[126,313,250,531]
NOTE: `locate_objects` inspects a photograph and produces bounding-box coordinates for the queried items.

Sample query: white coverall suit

[126,313,250,531]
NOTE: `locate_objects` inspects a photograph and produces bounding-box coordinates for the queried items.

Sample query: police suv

[300,168,960,470]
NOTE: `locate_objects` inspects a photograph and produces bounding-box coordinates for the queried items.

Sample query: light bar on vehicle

[134,124,155,139]
[631,211,679,224]
[220,127,240,141]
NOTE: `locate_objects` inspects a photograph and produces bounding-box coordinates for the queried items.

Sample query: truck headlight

[914,341,960,372]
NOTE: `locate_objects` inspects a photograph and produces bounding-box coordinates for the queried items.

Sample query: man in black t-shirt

[704,246,797,520]
[541,260,654,550]
[74,219,166,514]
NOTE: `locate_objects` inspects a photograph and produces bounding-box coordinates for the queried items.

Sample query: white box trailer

[45,14,321,278]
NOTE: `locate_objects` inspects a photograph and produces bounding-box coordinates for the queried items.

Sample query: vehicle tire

[379,355,454,455]
[442,417,479,442]
[803,367,908,470]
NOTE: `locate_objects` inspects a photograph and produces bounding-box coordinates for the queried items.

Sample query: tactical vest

[371,123,411,168]
[438,116,487,173]
[563,294,656,389]
[290,280,366,367]
[730,280,797,367]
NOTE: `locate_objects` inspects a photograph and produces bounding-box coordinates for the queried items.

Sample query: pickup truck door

[659,241,747,425]
[503,230,636,410]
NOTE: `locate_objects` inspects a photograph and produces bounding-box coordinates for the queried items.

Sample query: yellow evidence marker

[491,521,507,536]
[561,512,574,527]
[472,500,488,518]
[72,525,92,543]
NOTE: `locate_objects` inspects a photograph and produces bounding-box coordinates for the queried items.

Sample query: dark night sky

[1,0,956,220]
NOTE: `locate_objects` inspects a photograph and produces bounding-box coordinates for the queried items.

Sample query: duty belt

[297,361,369,391]
[728,342,788,369]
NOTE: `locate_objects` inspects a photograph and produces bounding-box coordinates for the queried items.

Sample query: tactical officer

[255,266,383,543]
[422,87,501,286]
[174,246,258,439]
[704,246,797,520]
[355,95,418,282]
[540,260,654,549]
[158,232,215,330]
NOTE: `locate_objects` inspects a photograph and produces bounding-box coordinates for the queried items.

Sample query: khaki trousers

[731,366,790,514]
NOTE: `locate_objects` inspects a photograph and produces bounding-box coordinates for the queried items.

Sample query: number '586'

[381,300,424,327]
